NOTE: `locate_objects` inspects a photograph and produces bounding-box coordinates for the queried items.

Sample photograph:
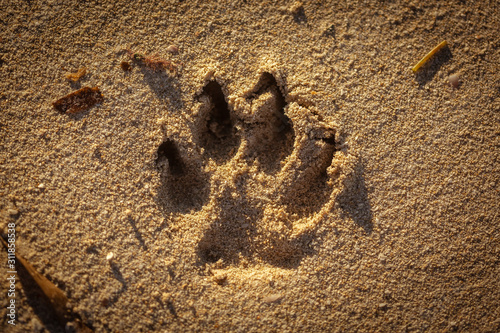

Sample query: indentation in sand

[156,71,353,269]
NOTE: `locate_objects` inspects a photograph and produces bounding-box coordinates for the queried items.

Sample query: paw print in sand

[156,71,349,268]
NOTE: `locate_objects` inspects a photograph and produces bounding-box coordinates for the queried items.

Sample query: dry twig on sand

[127,49,178,73]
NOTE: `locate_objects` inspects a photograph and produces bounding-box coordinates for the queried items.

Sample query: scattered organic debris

[0,236,93,332]
[53,87,103,114]
[412,40,448,72]
[127,49,178,73]
[322,24,335,37]
[66,68,87,82]
[120,61,131,71]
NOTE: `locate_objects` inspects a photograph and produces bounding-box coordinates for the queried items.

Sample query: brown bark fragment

[53,87,103,114]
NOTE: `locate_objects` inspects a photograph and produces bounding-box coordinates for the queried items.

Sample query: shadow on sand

[338,160,373,234]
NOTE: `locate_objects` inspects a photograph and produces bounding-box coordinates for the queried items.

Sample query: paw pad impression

[156,71,349,268]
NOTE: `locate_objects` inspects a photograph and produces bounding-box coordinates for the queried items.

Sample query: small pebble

[449,74,460,88]
[166,45,179,54]
[38,183,45,189]
[161,292,171,302]
[289,1,304,15]
[31,317,43,333]
[213,273,227,285]
[65,321,77,333]
[263,293,283,303]
[106,252,114,261]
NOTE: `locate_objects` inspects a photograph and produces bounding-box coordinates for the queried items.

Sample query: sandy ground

[1,0,499,332]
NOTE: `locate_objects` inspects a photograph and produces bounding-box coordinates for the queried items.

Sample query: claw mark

[245,72,294,172]
[248,72,290,133]
[197,80,240,162]
[203,81,233,139]
[156,139,209,213]
[156,139,185,176]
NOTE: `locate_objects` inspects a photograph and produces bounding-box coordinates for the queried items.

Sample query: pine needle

[412,41,448,72]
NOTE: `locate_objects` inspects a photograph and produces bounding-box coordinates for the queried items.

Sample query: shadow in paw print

[259,229,319,269]
[338,161,373,234]
[156,139,209,213]
[197,80,240,163]
[196,188,262,265]
[245,72,294,173]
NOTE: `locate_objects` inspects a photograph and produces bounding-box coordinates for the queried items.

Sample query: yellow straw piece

[412,41,448,72]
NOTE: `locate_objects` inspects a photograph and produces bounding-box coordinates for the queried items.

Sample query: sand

[1,0,499,332]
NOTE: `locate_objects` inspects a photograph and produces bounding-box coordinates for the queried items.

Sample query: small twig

[126,49,178,73]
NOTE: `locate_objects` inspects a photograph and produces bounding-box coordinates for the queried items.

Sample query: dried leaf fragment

[2,237,69,318]
[66,67,87,82]
[53,87,103,114]
[0,236,93,332]
[120,61,131,71]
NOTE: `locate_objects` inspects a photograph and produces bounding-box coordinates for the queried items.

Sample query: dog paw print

[156,72,347,267]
